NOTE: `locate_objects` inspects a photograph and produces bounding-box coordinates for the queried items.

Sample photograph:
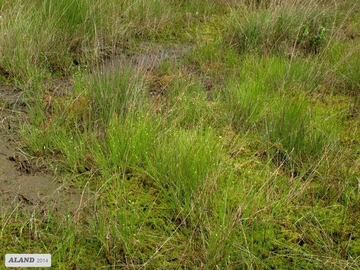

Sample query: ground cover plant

[0,0,360,269]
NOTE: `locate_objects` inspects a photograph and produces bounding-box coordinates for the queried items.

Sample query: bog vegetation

[1,0,360,268]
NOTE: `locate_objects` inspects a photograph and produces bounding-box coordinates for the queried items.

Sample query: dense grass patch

[224,0,337,56]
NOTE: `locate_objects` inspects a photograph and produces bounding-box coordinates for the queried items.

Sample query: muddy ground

[0,85,88,216]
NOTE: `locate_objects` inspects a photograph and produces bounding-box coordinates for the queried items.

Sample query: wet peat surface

[0,85,87,215]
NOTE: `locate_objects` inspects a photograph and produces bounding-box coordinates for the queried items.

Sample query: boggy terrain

[0,43,191,214]
[1,0,360,269]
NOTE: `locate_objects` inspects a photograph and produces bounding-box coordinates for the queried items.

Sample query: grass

[1,0,360,268]
[224,0,335,56]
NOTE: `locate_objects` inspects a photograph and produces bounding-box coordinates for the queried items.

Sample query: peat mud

[0,84,89,215]
[98,42,192,74]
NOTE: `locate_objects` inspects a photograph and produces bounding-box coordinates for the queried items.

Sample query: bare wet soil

[0,85,87,215]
